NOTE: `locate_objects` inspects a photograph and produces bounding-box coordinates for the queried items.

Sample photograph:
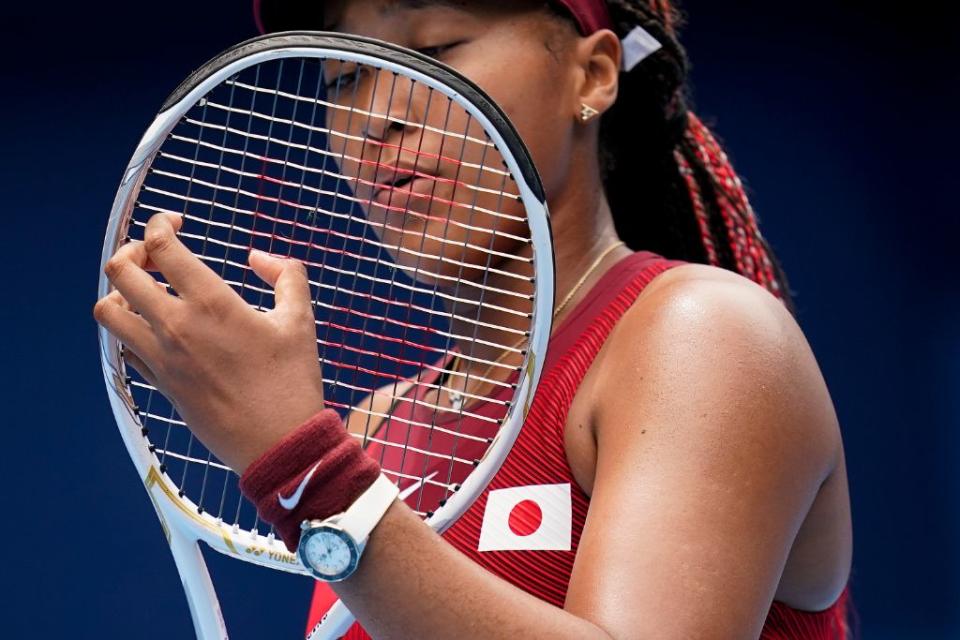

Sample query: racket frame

[98,31,554,639]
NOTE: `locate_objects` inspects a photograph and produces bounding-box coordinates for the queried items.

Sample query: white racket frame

[98,35,554,640]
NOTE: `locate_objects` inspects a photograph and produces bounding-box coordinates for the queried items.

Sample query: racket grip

[240,409,380,550]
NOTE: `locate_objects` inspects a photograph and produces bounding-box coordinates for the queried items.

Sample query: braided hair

[557,0,794,307]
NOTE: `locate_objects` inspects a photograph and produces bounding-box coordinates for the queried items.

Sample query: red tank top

[308,251,850,639]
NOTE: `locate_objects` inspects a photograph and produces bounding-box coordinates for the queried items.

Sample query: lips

[371,169,442,208]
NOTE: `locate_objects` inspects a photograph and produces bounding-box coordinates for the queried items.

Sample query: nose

[361,73,421,143]
[363,113,406,142]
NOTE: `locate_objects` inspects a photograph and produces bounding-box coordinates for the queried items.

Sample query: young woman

[94,0,853,637]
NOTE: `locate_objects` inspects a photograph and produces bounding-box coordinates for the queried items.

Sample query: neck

[440,155,628,405]
[547,156,628,325]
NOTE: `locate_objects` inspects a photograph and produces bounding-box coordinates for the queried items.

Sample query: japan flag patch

[478,483,572,552]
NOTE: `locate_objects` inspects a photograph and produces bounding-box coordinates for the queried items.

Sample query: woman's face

[321,0,581,285]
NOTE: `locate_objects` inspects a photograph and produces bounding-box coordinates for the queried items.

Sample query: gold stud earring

[579,103,600,123]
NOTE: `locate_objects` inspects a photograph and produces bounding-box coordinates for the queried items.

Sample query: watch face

[300,526,359,582]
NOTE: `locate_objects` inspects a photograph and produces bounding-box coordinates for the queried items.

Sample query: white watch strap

[337,474,400,544]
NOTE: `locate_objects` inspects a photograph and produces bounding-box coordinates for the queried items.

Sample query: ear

[572,29,621,122]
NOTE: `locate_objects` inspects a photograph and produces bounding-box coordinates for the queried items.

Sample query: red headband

[556,0,614,35]
[254,1,614,36]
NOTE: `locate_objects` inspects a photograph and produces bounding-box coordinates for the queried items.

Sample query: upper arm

[564,266,841,639]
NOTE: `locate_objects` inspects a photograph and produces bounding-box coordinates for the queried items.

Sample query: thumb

[249,250,312,314]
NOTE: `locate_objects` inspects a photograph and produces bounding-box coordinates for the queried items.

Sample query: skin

[94,2,853,638]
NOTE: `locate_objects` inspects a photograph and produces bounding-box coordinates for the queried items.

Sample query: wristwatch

[297,474,400,582]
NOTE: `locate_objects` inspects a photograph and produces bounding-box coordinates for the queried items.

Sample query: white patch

[478,483,572,552]
[622,25,663,72]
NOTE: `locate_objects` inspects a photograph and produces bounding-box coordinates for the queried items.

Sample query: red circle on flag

[507,499,543,537]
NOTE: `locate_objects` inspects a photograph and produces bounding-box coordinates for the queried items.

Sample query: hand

[94,213,325,473]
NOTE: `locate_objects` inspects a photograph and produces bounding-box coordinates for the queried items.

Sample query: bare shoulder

[566,264,852,629]
[594,262,843,484]
[633,262,797,340]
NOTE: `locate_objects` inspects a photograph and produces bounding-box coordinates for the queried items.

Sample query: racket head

[98,32,554,573]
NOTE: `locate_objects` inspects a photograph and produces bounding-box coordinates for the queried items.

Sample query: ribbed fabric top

[308,251,849,639]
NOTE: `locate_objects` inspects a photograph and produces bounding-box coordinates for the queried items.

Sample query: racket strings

[132,379,502,435]
[151,154,526,237]
[350,65,450,477]
[130,212,532,307]
[309,61,435,419]
[126,54,534,531]
[135,191,530,288]
[183,87,516,194]
[177,120,513,192]
[418,115,520,508]
[224,77,497,148]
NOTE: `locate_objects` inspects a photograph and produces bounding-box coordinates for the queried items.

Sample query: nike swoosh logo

[277,460,324,511]
[399,472,438,501]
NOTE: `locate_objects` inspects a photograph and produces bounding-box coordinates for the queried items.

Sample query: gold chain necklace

[447,240,626,411]
[551,240,626,321]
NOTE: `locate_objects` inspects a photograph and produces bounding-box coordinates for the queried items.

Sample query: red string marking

[251,241,516,325]
[348,156,493,193]
[357,133,493,173]
[317,336,448,372]
[219,212,498,294]
[256,171,507,224]
[318,300,441,339]
[321,65,395,414]
[319,319,441,353]
[321,363,413,387]
[306,284,448,332]
[223,231,455,326]
[243,204,451,249]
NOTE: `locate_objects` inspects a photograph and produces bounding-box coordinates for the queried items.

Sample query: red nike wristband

[239,409,381,551]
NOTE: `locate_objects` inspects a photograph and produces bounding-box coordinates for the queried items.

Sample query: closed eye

[415,41,464,59]
[324,41,463,91]
[324,62,363,91]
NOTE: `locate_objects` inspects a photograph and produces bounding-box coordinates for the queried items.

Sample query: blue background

[2,1,956,638]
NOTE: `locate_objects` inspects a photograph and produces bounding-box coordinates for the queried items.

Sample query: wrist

[239,409,381,550]
[232,398,327,474]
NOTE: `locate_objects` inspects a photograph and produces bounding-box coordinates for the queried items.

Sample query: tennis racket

[97,32,553,639]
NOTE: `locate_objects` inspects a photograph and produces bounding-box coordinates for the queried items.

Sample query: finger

[143,212,231,300]
[104,289,133,313]
[93,292,162,360]
[114,282,169,313]
[122,345,161,391]
[103,245,173,323]
[249,250,313,316]
[116,289,133,313]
